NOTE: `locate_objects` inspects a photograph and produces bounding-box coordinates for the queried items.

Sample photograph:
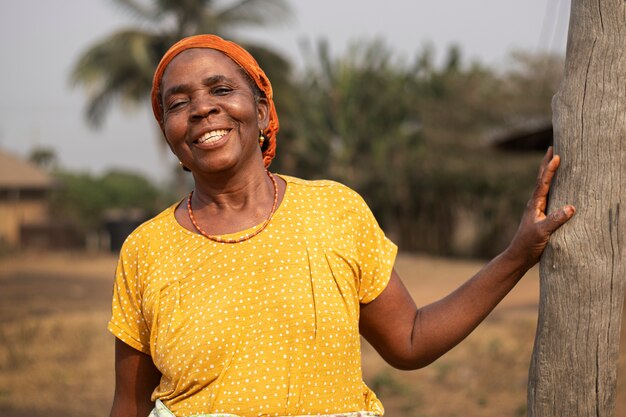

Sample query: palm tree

[287,39,425,247]
[70,0,293,127]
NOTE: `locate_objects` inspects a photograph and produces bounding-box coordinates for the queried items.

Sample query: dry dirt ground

[0,252,624,417]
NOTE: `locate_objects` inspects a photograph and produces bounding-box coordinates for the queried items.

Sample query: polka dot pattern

[108,175,397,417]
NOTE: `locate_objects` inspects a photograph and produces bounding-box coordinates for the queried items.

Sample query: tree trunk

[528,0,626,416]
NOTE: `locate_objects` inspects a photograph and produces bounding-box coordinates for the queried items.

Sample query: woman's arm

[360,147,575,370]
[110,338,162,417]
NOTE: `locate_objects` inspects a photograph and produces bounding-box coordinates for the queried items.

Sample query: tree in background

[49,169,168,234]
[28,147,59,172]
[410,49,564,256]
[70,0,293,127]
[284,39,424,248]
[284,39,564,257]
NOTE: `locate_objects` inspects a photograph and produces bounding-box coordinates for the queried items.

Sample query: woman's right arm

[110,338,162,417]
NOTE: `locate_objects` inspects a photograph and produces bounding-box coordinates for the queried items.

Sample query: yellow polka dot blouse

[108,175,398,417]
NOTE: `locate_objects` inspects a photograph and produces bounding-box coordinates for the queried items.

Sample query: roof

[489,118,553,152]
[0,149,55,189]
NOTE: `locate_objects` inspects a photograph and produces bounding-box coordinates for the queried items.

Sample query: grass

[362,318,537,417]
[0,253,115,417]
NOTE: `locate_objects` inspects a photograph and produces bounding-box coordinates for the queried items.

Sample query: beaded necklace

[187,170,278,243]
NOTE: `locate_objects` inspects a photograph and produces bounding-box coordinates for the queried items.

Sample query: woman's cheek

[163,118,183,144]
[162,121,187,159]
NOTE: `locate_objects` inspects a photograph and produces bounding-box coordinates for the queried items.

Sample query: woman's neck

[178,163,284,237]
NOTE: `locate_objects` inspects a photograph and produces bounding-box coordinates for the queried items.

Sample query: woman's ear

[257,97,269,131]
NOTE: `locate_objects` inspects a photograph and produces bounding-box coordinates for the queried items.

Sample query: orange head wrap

[151,34,279,168]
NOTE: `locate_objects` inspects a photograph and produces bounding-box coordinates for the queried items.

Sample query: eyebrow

[162,75,235,99]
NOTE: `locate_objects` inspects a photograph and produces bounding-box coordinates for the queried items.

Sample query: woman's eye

[213,86,232,95]
[167,100,187,111]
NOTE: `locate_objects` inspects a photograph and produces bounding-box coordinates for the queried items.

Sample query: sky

[0,0,571,184]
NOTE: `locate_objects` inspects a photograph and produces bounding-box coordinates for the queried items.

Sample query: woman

[108,35,575,417]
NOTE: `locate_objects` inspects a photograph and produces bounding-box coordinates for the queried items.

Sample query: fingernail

[564,206,575,216]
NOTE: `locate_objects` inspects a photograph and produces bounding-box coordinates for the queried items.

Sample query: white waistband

[149,399,381,417]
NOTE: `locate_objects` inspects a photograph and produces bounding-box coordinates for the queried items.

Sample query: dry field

[0,252,624,417]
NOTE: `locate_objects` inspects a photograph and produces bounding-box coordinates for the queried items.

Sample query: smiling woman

[107,34,575,417]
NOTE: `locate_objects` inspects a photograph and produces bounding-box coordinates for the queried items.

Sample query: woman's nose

[190,93,218,121]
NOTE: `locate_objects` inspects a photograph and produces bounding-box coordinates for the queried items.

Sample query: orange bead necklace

[187,170,278,243]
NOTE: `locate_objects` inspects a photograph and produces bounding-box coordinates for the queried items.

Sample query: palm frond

[71,29,161,127]
[216,0,292,28]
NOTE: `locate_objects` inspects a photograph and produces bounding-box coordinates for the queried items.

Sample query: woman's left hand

[504,146,576,267]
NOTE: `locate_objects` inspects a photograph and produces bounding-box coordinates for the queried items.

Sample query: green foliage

[28,147,59,171]
[49,169,170,233]
[280,40,423,250]
[280,40,563,257]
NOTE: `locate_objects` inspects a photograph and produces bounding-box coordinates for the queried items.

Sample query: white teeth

[197,129,229,144]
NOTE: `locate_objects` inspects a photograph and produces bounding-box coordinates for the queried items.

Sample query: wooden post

[528,0,626,415]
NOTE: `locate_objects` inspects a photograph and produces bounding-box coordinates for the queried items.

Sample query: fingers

[542,204,576,234]
[532,148,561,213]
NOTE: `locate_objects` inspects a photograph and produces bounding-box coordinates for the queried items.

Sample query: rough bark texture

[528,0,626,415]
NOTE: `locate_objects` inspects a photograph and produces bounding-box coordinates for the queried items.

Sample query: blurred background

[0,0,572,257]
[1,1,623,416]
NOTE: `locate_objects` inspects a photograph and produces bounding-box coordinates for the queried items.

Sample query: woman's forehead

[161,48,243,85]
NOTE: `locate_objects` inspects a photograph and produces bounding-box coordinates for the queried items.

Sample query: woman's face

[160,48,268,174]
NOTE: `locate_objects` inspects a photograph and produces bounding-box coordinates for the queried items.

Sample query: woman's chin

[187,142,262,176]
[190,156,243,176]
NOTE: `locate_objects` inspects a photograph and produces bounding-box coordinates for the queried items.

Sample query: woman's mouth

[196,129,230,145]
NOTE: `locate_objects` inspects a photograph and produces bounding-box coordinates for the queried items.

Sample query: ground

[0,252,624,417]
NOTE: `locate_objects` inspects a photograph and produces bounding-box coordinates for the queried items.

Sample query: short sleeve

[107,235,151,354]
[350,192,398,304]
